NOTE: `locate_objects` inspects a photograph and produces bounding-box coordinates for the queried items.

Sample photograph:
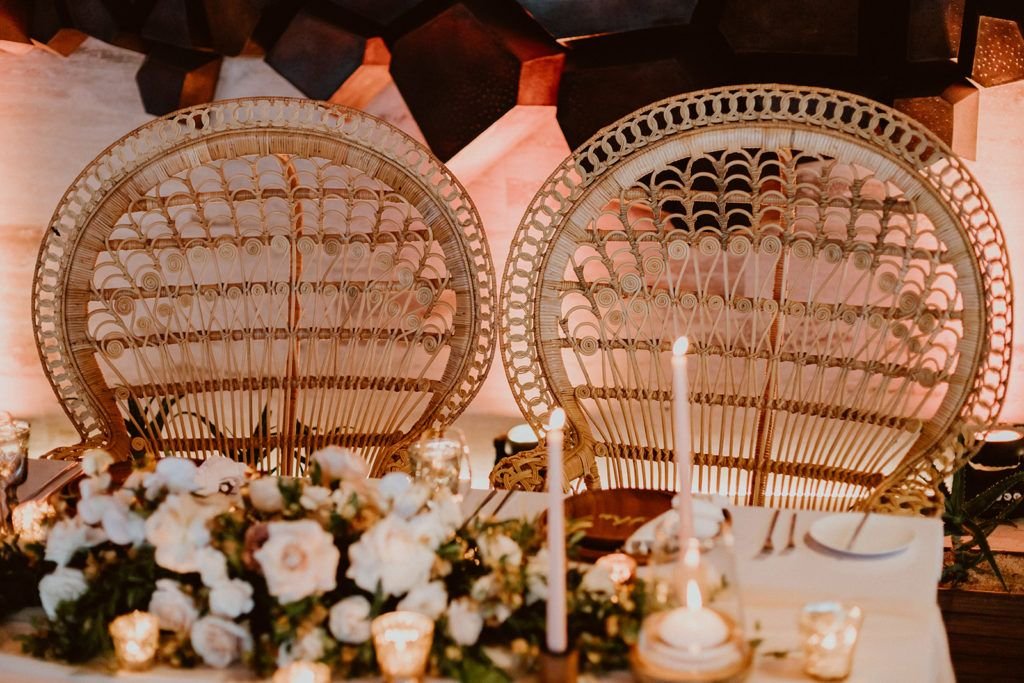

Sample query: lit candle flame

[682,537,701,569]
[980,427,1024,443]
[673,336,689,357]
[548,407,566,431]
[685,578,703,611]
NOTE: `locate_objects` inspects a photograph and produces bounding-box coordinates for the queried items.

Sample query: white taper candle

[672,336,695,543]
[546,407,568,654]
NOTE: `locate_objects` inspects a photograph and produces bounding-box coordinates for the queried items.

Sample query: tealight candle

[799,601,863,681]
[109,611,159,670]
[371,611,434,682]
[595,552,637,586]
[272,661,331,683]
[12,499,54,543]
[660,578,729,651]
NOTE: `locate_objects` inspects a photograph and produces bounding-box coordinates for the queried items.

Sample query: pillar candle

[672,336,695,543]
[546,407,567,654]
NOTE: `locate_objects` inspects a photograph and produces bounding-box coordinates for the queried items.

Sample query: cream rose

[276,627,326,667]
[144,457,199,498]
[39,567,88,620]
[80,449,113,477]
[190,616,252,669]
[78,473,111,499]
[248,477,284,513]
[446,598,484,646]
[478,533,522,568]
[328,596,372,644]
[397,580,448,619]
[377,473,429,518]
[525,548,548,604]
[253,520,339,604]
[209,579,254,619]
[194,456,250,497]
[144,494,226,573]
[148,579,198,632]
[44,517,105,567]
[299,485,331,511]
[347,515,435,597]
[580,563,616,596]
[101,500,146,546]
[196,547,229,587]
[312,446,368,482]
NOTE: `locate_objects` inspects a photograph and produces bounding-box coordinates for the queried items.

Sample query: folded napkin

[626,495,728,547]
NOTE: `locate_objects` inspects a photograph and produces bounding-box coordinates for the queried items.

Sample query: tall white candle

[672,336,695,543]
[546,407,568,654]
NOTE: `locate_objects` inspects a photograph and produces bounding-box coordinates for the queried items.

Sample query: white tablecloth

[0,490,954,682]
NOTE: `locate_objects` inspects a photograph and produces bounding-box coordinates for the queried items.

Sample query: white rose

[478,533,522,568]
[409,508,454,549]
[581,563,616,596]
[77,493,115,525]
[78,473,111,499]
[330,481,370,520]
[470,575,512,624]
[81,449,113,477]
[277,627,326,667]
[397,580,448,619]
[39,567,88,620]
[101,500,145,546]
[347,515,435,597]
[377,473,429,518]
[194,456,250,497]
[328,596,372,644]
[144,458,199,498]
[122,470,147,492]
[248,477,284,513]
[446,598,484,646]
[44,517,105,566]
[209,579,254,619]
[148,579,198,632]
[525,548,548,604]
[144,494,226,573]
[190,616,252,669]
[196,547,229,586]
[299,485,331,511]
[312,446,368,481]
[253,520,339,604]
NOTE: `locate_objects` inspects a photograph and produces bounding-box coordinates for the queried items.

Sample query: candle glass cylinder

[12,499,54,543]
[109,611,159,670]
[0,414,30,534]
[371,611,434,682]
[409,427,471,500]
[799,601,863,681]
[632,522,750,682]
[272,661,332,683]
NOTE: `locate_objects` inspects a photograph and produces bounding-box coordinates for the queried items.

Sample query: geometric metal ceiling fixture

[136,44,222,116]
[971,15,1024,86]
[390,1,563,160]
[514,0,699,43]
[906,0,965,62]
[894,79,979,159]
[719,0,860,56]
[266,6,368,100]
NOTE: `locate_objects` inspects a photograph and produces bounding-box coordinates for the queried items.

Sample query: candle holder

[632,524,751,683]
[799,601,863,681]
[538,647,579,683]
[371,611,434,682]
[0,414,30,535]
[409,427,471,499]
[109,611,159,671]
[272,661,332,683]
[12,499,55,543]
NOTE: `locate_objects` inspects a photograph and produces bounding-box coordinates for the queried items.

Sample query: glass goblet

[409,427,471,500]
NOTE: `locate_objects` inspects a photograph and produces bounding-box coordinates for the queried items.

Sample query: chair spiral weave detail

[33,98,495,476]
[493,85,1011,515]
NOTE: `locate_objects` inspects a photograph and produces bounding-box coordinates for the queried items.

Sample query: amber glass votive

[109,611,159,670]
[799,601,863,680]
[371,611,434,682]
[272,661,331,683]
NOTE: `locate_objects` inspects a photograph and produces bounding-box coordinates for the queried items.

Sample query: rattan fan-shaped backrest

[495,85,1011,515]
[33,98,495,476]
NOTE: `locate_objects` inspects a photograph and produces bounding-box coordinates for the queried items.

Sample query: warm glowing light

[371,611,433,680]
[979,427,1024,443]
[595,552,637,585]
[507,423,539,444]
[12,499,53,543]
[548,407,566,431]
[109,611,159,670]
[685,578,703,611]
[272,661,331,683]
[673,336,689,357]
[682,537,701,570]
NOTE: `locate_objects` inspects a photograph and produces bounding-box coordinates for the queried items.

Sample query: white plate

[808,514,915,557]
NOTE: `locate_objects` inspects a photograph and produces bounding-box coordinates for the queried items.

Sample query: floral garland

[8,449,649,680]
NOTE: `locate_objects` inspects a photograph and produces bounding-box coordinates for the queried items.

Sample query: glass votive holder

[409,427,471,499]
[272,661,332,683]
[799,601,864,681]
[595,552,637,586]
[371,611,434,682]
[109,610,160,670]
[12,499,54,543]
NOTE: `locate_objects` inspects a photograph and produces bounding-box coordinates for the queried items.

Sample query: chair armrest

[40,436,116,461]
[489,443,592,491]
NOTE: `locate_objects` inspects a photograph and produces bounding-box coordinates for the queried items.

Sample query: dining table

[0,487,954,682]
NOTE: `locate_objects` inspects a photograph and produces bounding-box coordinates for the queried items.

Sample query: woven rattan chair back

[494,85,1011,514]
[33,99,495,476]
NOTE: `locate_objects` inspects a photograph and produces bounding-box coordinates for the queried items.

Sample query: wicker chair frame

[490,84,1011,515]
[33,98,495,476]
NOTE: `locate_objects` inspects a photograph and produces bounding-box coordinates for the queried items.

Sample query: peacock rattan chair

[490,85,1011,515]
[33,98,495,476]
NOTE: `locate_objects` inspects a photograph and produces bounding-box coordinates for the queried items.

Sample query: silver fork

[758,509,781,556]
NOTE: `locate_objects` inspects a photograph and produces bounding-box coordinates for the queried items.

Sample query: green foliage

[22,545,157,662]
[0,538,46,618]
[942,469,1024,590]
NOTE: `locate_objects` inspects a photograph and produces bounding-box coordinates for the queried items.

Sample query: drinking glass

[0,413,30,534]
[799,601,864,680]
[409,427,472,500]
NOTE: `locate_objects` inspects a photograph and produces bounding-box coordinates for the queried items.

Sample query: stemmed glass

[409,426,472,501]
[0,413,30,534]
